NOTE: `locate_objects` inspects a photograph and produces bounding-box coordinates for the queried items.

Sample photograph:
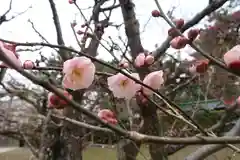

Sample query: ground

[0,145,239,160]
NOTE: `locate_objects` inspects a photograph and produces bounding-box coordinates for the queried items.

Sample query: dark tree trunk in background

[140,101,168,160]
[117,139,141,160]
[56,90,84,160]
[19,140,25,147]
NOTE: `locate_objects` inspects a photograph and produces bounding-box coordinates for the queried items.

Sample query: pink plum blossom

[0,41,21,68]
[62,56,96,90]
[107,72,141,99]
[23,60,35,69]
[134,53,145,67]
[170,36,189,49]
[174,18,184,29]
[142,70,164,95]
[98,109,117,125]
[145,55,155,65]
[223,45,240,70]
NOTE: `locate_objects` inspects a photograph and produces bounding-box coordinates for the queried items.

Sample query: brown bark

[140,102,168,160]
[59,90,84,160]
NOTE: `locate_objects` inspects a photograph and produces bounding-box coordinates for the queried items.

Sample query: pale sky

[0,0,222,85]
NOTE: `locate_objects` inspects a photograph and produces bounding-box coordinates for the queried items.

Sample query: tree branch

[48,0,70,60]
[185,117,240,160]
[118,0,144,58]
[152,0,229,59]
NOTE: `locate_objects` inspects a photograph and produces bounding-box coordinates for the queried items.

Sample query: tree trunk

[117,139,141,160]
[58,90,84,160]
[141,104,168,160]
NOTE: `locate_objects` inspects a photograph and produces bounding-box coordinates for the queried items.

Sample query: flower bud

[170,36,188,49]
[23,60,35,69]
[174,18,184,29]
[151,10,161,17]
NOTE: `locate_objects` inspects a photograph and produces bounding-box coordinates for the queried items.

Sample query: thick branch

[119,0,144,58]
[48,0,70,60]
[185,117,240,160]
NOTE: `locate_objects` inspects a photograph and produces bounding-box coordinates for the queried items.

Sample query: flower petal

[0,41,21,68]
[107,73,141,99]
[143,70,164,95]
[134,53,145,67]
[223,45,240,66]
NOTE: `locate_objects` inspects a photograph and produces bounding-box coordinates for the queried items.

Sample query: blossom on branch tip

[142,70,164,95]
[151,10,161,17]
[174,18,184,29]
[0,41,21,68]
[134,53,154,67]
[188,60,209,74]
[187,29,200,41]
[62,56,96,90]
[196,60,209,73]
[68,0,75,4]
[223,45,240,71]
[134,53,145,67]
[47,90,72,109]
[98,109,117,125]
[145,55,155,65]
[170,36,188,49]
[107,72,141,99]
[23,60,35,69]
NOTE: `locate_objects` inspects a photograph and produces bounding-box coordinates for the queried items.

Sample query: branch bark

[185,117,240,160]
[152,0,229,60]
[48,0,70,61]
[119,0,144,58]
[117,0,145,159]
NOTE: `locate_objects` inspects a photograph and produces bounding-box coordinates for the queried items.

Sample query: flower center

[120,79,129,88]
[72,68,83,80]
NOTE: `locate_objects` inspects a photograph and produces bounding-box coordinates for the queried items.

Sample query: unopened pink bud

[68,0,74,4]
[170,36,188,49]
[123,62,129,68]
[174,18,184,29]
[187,29,200,41]
[151,10,161,17]
[134,53,145,67]
[145,55,154,65]
[23,60,35,69]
